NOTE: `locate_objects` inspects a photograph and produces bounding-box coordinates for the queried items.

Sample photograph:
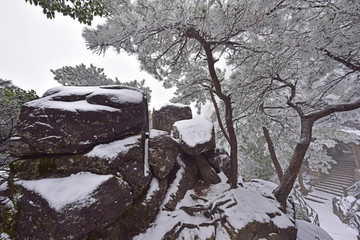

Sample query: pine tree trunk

[224,97,238,189]
[262,126,283,183]
[298,165,309,195]
[274,118,313,211]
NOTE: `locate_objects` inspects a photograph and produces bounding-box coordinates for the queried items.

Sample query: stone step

[304,196,326,204]
[316,182,344,191]
[331,167,355,172]
[322,175,354,182]
[323,173,354,181]
[318,179,353,188]
[307,194,328,201]
[313,187,343,197]
[314,183,344,193]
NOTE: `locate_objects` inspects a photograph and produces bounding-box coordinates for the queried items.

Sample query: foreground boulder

[11,85,147,156]
[4,172,132,240]
[152,104,192,133]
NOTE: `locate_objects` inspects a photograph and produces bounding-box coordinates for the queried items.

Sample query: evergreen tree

[0,79,39,144]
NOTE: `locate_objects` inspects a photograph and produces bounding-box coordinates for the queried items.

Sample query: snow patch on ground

[306,190,359,240]
[173,118,213,147]
[135,173,294,239]
[296,220,333,240]
[16,172,112,211]
[85,135,141,160]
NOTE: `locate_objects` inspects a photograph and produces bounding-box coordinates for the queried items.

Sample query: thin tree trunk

[274,118,313,211]
[262,126,283,183]
[298,164,309,195]
[185,27,238,188]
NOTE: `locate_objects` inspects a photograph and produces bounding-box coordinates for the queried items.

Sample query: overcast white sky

[0,0,174,109]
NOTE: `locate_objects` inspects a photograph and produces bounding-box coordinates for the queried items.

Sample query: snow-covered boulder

[6,172,133,240]
[11,85,147,156]
[149,131,179,179]
[172,118,215,156]
[152,104,192,133]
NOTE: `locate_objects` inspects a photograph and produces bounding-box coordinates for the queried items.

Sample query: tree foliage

[24,0,108,25]
[82,0,360,206]
[0,79,39,144]
[51,63,152,102]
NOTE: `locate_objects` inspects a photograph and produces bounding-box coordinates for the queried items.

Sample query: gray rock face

[111,177,169,239]
[11,86,147,156]
[163,154,198,211]
[149,134,179,179]
[152,104,192,133]
[13,174,133,240]
[204,148,231,179]
[196,154,221,184]
[2,91,229,240]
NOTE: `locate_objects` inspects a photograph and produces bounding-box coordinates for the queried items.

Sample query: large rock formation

[1,86,298,240]
[11,86,147,156]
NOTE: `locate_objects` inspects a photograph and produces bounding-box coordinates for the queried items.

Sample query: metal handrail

[344,181,360,198]
[292,189,320,226]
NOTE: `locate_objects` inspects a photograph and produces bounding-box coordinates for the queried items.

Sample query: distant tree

[51,63,152,102]
[51,63,116,86]
[0,79,39,144]
[24,0,108,25]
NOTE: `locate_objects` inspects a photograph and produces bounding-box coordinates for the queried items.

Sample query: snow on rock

[173,118,214,147]
[149,129,168,138]
[172,118,215,156]
[296,220,333,240]
[11,85,147,156]
[16,172,112,211]
[134,173,296,240]
[85,135,141,160]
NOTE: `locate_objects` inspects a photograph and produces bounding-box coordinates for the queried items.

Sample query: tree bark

[273,99,360,211]
[298,164,309,195]
[274,118,313,211]
[185,27,238,188]
[262,126,283,183]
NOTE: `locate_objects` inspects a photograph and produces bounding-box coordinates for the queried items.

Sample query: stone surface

[163,154,198,211]
[204,148,231,179]
[152,104,192,133]
[109,178,169,239]
[196,154,221,184]
[10,85,147,156]
[10,135,151,199]
[172,118,215,156]
[8,175,132,240]
[149,134,179,179]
